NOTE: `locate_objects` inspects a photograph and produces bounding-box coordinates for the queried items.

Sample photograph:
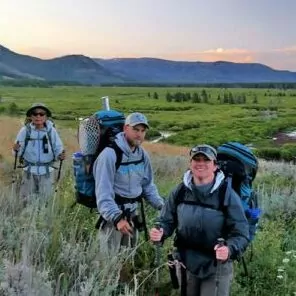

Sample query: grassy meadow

[0,85,296,295]
[0,86,296,149]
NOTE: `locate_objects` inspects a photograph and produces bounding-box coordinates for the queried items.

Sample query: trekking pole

[12,142,19,184]
[55,150,64,192]
[215,238,226,296]
[154,221,162,296]
[56,159,63,183]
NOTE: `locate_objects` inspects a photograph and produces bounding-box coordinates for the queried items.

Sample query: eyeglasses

[32,112,46,117]
[190,145,217,158]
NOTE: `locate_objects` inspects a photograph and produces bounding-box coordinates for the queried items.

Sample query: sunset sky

[1,0,296,71]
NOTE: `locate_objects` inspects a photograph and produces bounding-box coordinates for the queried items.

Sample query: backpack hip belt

[97,193,149,241]
[21,160,55,167]
[21,160,56,179]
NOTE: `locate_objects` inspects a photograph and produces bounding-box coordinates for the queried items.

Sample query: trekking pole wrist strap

[113,213,124,228]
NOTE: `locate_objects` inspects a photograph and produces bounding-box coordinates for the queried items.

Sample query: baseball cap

[190,144,217,161]
[125,112,149,128]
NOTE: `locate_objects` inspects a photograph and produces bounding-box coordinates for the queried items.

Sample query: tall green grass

[0,155,295,295]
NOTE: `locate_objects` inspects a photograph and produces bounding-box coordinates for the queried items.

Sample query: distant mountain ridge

[0,45,124,84]
[1,44,296,84]
[95,58,296,84]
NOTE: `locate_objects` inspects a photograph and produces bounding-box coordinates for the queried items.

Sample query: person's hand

[58,150,66,160]
[214,245,229,261]
[13,142,21,152]
[149,227,164,242]
[116,219,133,236]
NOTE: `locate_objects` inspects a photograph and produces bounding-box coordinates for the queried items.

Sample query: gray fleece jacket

[93,132,164,223]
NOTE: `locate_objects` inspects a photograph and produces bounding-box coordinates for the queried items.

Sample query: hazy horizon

[1,0,296,71]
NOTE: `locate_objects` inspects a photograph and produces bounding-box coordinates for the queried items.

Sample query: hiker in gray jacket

[93,112,164,254]
[13,103,65,202]
[150,144,249,296]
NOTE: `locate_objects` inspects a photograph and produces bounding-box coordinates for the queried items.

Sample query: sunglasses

[190,145,217,158]
[32,112,46,117]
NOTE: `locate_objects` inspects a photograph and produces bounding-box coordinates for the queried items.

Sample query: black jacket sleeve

[159,184,182,239]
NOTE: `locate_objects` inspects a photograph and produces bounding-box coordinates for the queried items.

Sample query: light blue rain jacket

[13,120,64,175]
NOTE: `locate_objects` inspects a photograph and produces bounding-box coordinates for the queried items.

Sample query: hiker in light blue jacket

[93,112,164,253]
[13,103,65,202]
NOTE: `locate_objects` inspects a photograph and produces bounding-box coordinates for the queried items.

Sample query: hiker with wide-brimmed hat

[12,103,65,202]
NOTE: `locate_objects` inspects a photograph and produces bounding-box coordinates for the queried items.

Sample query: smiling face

[190,154,217,184]
[124,123,147,149]
[30,108,47,129]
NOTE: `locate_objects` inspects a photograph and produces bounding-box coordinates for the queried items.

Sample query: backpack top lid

[94,109,125,127]
[78,109,125,156]
[217,142,258,182]
[217,142,258,170]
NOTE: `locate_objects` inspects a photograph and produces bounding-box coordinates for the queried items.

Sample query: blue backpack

[217,142,261,241]
[72,109,125,208]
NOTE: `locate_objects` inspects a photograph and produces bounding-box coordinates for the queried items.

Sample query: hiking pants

[19,171,55,202]
[179,261,233,296]
[98,220,138,256]
[98,220,139,285]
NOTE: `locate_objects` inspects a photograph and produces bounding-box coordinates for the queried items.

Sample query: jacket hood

[29,120,54,131]
[114,132,142,156]
[183,169,225,193]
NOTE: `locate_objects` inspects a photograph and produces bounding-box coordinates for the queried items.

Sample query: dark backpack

[73,109,125,208]
[72,108,149,239]
[217,142,260,241]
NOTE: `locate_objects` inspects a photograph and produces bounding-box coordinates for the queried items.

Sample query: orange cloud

[273,46,296,55]
[162,48,256,63]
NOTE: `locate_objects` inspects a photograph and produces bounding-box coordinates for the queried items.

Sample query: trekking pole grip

[215,238,226,264]
[154,221,162,245]
[154,221,162,260]
[217,238,225,247]
[56,150,65,182]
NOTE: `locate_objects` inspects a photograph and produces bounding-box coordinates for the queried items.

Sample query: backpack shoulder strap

[19,124,31,160]
[110,142,123,170]
[175,182,186,206]
[46,127,55,161]
[218,178,228,213]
